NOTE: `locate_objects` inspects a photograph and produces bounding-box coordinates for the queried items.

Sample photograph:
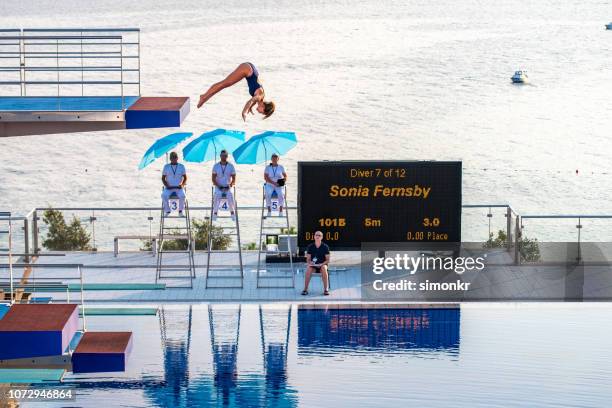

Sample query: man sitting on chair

[263,153,288,217]
[212,150,237,221]
[302,231,330,296]
[161,151,187,216]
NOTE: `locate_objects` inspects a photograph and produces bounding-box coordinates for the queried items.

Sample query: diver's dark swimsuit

[246,62,262,97]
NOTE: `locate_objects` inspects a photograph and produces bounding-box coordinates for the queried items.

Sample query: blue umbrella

[138,132,193,169]
[233,131,297,164]
[182,128,245,163]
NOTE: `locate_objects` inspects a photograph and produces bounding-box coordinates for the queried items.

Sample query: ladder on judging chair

[0,212,14,304]
[156,190,195,288]
[256,185,295,288]
[205,187,244,288]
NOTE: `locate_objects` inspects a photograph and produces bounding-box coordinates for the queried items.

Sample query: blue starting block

[72,332,133,373]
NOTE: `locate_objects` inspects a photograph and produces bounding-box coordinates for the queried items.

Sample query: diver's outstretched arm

[241,96,258,121]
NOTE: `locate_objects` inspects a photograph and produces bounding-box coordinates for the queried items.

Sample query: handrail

[33,205,289,211]
[0,262,87,330]
[0,35,123,40]
[23,28,140,33]
[0,215,27,221]
[521,215,612,219]
[0,67,136,71]
[0,28,140,106]
[462,204,511,208]
[32,204,515,211]
[0,81,123,84]
[0,214,14,304]
[0,263,84,268]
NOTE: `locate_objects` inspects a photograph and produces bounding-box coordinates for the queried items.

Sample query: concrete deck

[8,251,361,303]
[4,248,612,303]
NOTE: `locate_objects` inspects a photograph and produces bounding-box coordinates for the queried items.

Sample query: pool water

[34,303,612,407]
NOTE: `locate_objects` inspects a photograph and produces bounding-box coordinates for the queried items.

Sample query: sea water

[0,0,611,241]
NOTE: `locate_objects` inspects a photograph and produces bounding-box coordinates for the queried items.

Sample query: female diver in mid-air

[197,62,275,121]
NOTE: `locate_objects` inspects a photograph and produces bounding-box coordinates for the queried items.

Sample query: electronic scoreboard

[298,161,462,249]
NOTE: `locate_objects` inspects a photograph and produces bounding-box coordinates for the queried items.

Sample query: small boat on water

[511,70,528,84]
[606,22,612,30]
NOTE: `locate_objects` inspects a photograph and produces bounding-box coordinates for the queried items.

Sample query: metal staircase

[155,192,195,288]
[256,185,295,288]
[0,212,14,304]
[205,187,244,289]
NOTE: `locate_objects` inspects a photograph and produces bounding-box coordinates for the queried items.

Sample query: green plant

[280,226,297,235]
[483,229,508,248]
[42,208,92,251]
[142,218,232,251]
[518,235,541,262]
[242,242,258,250]
[484,229,540,262]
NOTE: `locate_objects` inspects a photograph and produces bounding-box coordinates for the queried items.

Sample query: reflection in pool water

[298,307,460,353]
[48,304,612,407]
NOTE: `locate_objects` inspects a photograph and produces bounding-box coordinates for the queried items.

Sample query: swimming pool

[16,303,612,407]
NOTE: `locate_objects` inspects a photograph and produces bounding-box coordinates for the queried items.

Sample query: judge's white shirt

[162,163,186,188]
[212,162,236,187]
[264,164,285,184]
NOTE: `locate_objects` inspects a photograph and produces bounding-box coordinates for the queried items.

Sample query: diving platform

[0,304,79,360]
[72,331,133,373]
[0,96,190,137]
[0,28,190,137]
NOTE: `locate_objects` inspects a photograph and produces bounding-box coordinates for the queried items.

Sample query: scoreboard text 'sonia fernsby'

[297,161,462,249]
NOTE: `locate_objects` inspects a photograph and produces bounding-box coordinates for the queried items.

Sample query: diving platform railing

[0,262,87,330]
[0,211,14,304]
[0,28,140,110]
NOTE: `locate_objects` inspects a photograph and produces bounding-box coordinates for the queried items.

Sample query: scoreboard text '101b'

[297,161,462,250]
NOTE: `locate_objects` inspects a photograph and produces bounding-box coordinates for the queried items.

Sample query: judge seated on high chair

[263,153,288,217]
[212,150,237,221]
[161,151,187,217]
